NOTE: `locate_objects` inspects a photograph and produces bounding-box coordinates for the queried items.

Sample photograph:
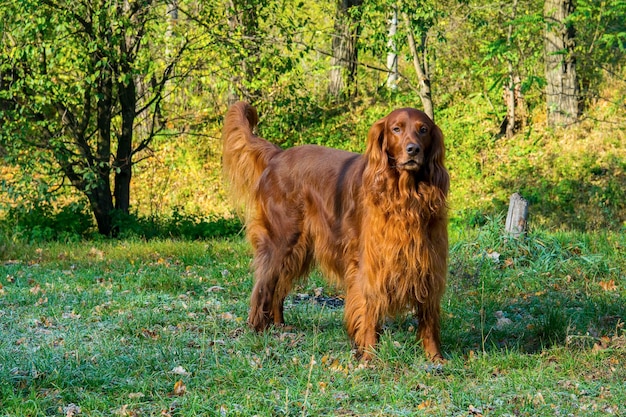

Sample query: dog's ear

[427,124,449,194]
[365,116,388,174]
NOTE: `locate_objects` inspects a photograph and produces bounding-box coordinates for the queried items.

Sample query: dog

[222,102,449,361]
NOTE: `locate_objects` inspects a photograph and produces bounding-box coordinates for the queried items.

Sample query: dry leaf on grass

[599,280,618,291]
[63,404,81,417]
[417,400,433,410]
[171,366,190,376]
[468,405,483,416]
[114,404,138,417]
[88,247,105,259]
[62,311,81,319]
[173,380,186,396]
[141,328,160,340]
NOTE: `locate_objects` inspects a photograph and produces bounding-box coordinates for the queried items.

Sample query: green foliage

[111,210,243,240]
[571,0,626,102]
[0,0,193,235]
[0,208,242,244]
[4,202,95,243]
[1,0,625,237]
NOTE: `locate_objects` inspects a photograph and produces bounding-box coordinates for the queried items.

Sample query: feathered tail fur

[222,102,281,218]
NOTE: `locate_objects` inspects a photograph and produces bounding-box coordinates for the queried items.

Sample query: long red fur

[222,102,449,361]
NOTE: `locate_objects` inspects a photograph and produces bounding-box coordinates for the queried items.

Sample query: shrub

[4,202,95,242]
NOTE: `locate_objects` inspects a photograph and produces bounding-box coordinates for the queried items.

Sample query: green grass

[1,225,625,416]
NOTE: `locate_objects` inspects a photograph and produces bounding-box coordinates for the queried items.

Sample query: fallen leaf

[417,400,433,410]
[37,316,54,327]
[88,247,104,259]
[495,316,512,329]
[141,329,160,340]
[173,380,186,396]
[494,311,512,329]
[599,280,618,291]
[218,312,234,320]
[161,401,179,417]
[63,404,81,417]
[114,404,138,416]
[468,405,483,415]
[171,366,190,376]
[486,251,500,262]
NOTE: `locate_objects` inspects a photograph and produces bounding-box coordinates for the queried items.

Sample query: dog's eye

[419,126,429,134]
[392,127,401,133]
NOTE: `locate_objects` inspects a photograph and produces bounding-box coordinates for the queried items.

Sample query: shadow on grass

[275,281,625,361]
[443,290,626,357]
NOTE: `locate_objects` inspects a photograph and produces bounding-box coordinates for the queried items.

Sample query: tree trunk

[505,193,529,238]
[88,183,115,236]
[94,55,115,236]
[544,0,579,127]
[328,0,363,99]
[115,78,134,215]
[402,12,434,121]
[504,0,519,138]
[165,1,178,60]
[386,7,398,90]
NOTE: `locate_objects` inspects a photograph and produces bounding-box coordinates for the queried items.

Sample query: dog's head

[365,108,448,192]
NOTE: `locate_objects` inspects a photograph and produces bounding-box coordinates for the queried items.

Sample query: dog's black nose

[406,143,420,156]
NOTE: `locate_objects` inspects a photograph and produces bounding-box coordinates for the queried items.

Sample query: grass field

[1,223,625,416]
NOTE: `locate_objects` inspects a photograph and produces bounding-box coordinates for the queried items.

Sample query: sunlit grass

[1,227,625,416]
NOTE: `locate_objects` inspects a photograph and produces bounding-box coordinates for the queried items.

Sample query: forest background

[0,0,625,241]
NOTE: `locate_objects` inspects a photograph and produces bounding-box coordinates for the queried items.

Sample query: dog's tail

[222,101,281,218]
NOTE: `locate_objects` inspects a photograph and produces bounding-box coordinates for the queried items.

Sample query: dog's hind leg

[273,235,313,327]
[248,227,312,331]
[247,223,282,331]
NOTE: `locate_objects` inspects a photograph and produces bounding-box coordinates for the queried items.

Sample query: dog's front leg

[344,282,380,360]
[416,299,444,362]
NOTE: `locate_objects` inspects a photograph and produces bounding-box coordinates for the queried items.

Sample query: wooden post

[505,193,528,237]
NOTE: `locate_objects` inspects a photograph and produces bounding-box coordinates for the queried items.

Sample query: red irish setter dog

[222,102,449,361]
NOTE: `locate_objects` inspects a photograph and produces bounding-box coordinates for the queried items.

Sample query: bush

[0,203,243,243]
[112,209,243,240]
[4,202,95,243]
